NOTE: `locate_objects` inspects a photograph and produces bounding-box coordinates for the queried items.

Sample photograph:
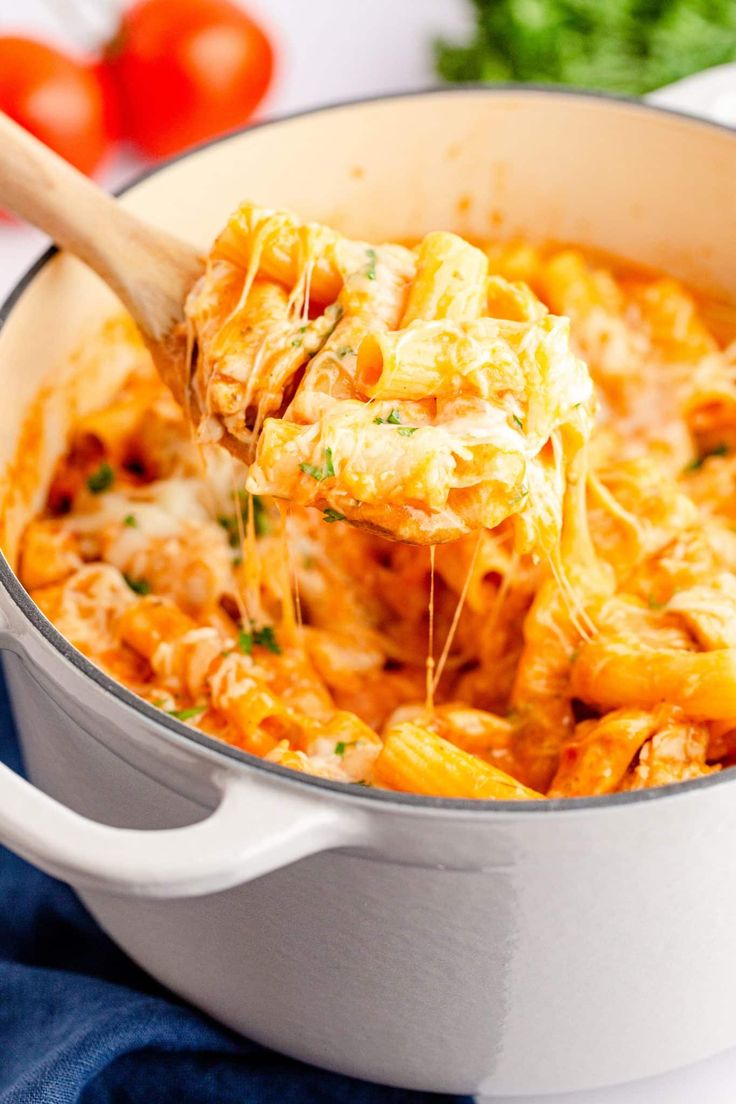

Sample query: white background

[0,2,735,1101]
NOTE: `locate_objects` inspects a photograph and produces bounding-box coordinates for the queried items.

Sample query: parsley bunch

[436,0,736,95]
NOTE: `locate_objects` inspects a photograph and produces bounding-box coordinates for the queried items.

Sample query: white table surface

[1,2,734,1100]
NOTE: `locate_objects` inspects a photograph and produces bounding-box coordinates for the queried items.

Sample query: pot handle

[0,757,364,898]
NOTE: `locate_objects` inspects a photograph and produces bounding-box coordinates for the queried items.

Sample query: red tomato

[0,37,111,176]
[109,0,275,159]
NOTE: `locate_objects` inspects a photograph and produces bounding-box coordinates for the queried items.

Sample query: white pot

[0,89,735,1098]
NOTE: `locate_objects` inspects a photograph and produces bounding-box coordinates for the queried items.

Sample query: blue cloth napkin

[0,669,471,1104]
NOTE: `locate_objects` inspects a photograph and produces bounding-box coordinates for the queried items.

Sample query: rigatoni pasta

[13,220,736,801]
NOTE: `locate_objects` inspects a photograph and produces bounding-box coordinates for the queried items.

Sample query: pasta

[186,204,593,550]
[13,219,736,800]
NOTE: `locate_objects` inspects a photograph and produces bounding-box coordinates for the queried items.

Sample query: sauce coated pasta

[17,221,736,800]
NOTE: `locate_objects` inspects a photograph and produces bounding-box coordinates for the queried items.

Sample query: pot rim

[2,82,734,816]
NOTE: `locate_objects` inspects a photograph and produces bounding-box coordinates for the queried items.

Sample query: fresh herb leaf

[290,338,302,347]
[375,409,403,426]
[512,414,524,429]
[86,462,115,494]
[335,741,346,756]
[323,508,346,523]
[435,1,736,97]
[251,495,269,536]
[218,493,269,546]
[239,625,281,655]
[123,514,137,527]
[123,574,150,596]
[364,248,377,280]
[684,443,729,473]
[300,448,335,482]
[397,426,418,437]
[168,705,206,721]
[254,625,281,654]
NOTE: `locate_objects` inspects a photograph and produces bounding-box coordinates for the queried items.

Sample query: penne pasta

[17,225,736,801]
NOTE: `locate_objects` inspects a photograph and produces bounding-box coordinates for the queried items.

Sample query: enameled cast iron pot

[0,89,735,1098]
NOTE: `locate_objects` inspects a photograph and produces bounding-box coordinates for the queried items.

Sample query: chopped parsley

[323,508,346,523]
[86,462,115,494]
[290,337,302,347]
[238,625,282,656]
[397,426,418,437]
[374,409,402,425]
[300,447,335,482]
[512,414,524,430]
[218,492,269,547]
[168,705,206,721]
[335,741,346,756]
[123,514,137,527]
[684,443,729,473]
[123,574,151,596]
[364,248,377,280]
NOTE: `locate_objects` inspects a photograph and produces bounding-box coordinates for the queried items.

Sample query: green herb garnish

[374,409,402,426]
[397,426,418,437]
[684,443,729,473]
[335,741,346,756]
[254,625,281,654]
[239,625,281,656]
[86,462,115,494]
[512,414,524,430]
[300,447,335,482]
[123,574,151,596]
[168,706,206,721]
[290,338,302,347]
[323,508,346,523]
[123,514,137,527]
[218,492,269,547]
[364,248,377,280]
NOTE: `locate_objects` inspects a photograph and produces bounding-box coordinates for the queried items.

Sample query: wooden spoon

[0,110,248,463]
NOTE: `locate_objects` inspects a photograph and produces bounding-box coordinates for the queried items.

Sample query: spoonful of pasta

[0,109,593,551]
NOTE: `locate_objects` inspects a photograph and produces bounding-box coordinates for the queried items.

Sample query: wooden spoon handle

[0,110,202,342]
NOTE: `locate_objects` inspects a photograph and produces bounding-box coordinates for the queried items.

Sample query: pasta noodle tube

[486,275,548,322]
[400,231,488,325]
[548,709,658,798]
[356,319,527,401]
[212,202,348,304]
[571,642,736,720]
[374,722,540,800]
